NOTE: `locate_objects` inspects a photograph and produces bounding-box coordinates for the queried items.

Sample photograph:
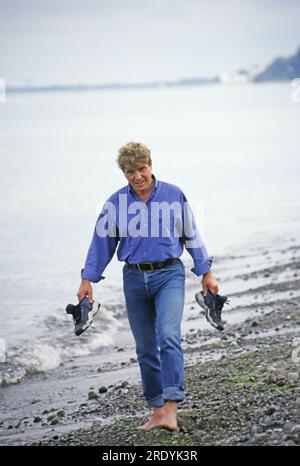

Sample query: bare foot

[157,401,178,431]
[137,406,165,431]
[138,401,178,431]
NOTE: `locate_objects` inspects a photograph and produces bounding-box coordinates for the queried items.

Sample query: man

[77,142,219,431]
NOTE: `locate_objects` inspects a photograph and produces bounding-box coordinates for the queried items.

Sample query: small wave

[0,343,62,388]
[0,314,123,388]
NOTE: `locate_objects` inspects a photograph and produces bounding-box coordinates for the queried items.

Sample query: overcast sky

[0,0,299,86]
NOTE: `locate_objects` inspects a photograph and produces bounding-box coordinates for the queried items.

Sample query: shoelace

[72,306,82,325]
[215,294,230,318]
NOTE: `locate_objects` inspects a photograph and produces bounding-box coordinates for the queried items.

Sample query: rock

[265,406,276,416]
[221,334,229,341]
[115,381,129,389]
[50,416,59,425]
[92,421,102,429]
[285,425,300,443]
[295,398,300,408]
[88,391,99,400]
[290,425,300,435]
[267,363,287,383]
[252,424,264,434]
[251,321,258,327]
[284,439,297,446]
[98,386,108,394]
[33,417,42,423]
[277,379,287,386]
[287,372,299,384]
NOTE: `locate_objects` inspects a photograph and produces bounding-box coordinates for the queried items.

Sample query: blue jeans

[123,259,185,407]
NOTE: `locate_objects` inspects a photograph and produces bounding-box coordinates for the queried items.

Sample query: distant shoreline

[5,78,292,95]
[6,77,220,94]
[5,45,300,95]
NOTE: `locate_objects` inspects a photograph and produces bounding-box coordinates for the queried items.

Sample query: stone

[50,416,59,425]
[88,391,99,400]
[251,424,264,434]
[287,372,299,384]
[265,406,276,416]
[99,386,108,394]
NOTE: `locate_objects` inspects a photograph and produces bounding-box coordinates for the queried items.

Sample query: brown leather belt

[125,258,179,272]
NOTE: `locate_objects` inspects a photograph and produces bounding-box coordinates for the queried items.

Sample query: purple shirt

[81,177,213,282]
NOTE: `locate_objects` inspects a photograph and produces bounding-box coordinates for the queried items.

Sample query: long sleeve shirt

[81,176,213,282]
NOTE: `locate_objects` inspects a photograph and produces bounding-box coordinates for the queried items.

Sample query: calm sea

[0,83,299,384]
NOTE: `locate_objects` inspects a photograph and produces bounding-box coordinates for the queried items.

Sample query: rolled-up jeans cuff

[146,394,165,408]
[163,385,185,402]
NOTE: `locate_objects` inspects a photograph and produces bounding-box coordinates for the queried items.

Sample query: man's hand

[202,271,219,296]
[77,279,93,304]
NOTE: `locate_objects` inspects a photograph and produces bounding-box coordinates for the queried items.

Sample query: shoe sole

[76,302,101,336]
[195,292,223,331]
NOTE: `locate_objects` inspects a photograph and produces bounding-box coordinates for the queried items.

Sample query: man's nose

[135,172,142,180]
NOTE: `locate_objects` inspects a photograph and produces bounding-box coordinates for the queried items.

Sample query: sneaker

[195,289,229,331]
[66,297,100,336]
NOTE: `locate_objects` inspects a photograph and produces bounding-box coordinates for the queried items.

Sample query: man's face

[124,163,153,195]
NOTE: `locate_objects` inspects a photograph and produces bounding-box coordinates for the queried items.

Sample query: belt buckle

[137,261,154,272]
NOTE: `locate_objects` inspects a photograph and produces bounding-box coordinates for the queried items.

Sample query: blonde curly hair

[117,142,152,172]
